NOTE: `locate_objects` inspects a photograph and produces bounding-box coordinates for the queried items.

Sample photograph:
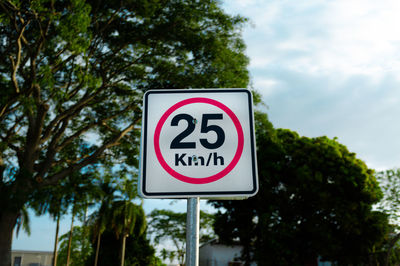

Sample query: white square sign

[139,89,258,198]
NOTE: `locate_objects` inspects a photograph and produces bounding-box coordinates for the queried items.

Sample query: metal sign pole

[186,197,200,266]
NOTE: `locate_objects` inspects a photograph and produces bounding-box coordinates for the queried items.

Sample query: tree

[89,176,147,266]
[85,227,163,266]
[108,177,148,266]
[148,209,215,265]
[0,0,249,264]
[31,182,71,266]
[84,175,159,266]
[108,200,147,266]
[376,169,400,265]
[64,173,98,266]
[89,179,120,266]
[212,114,389,265]
[56,226,93,266]
[30,167,100,266]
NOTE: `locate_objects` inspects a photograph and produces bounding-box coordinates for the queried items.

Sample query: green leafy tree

[30,168,100,266]
[31,183,72,266]
[86,227,164,266]
[65,175,98,266]
[0,0,249,264]
[376,169,400,265]
[89,175,147,266]
[13,206,31,239]
[89,178,120,266]
[57,226,93,266]
[212,114,389,265]
[108,200,147,266]
[148,209,215,265]
[112,178,147,266]
[84,174,159,266]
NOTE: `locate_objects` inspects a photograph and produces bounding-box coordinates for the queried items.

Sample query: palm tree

[89,180,120,266]
[64,172,99,266]
[66,201,77,266]
[111,177,146,266]
[14,206,31,238]
[29,184,71,266]
[55,226,93,266]
[109,200,146,266]
[87,175,146,266]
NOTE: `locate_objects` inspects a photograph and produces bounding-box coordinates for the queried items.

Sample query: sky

[12,0,400,258]
[224,0,400,171]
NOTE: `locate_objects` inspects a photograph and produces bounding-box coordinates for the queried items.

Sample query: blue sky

[13,0,400,255]
[224,0,400,170]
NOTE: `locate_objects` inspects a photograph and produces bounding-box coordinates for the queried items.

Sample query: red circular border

[154,97,244,184]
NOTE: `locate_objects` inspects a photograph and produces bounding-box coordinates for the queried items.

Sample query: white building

[11,250,53,266]
[198,241,332,266]
[199,240,249,266]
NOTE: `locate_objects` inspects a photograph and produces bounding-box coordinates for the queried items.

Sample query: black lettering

[170,114,196,149]
[213,153,224,166]
[175,153,187,166]
[199,114,225,149]
[195,156,205,166]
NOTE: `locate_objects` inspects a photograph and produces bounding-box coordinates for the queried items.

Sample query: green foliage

[84,173,152,265]
[211,114,389,266]
[108,200,147,240]
[57,223,163,266]
[0,0,249,263]
[14,206,30,237]
[375,169,400,265]
[148,208,215,264]
[376,169,400,224]
[31,166,101,220]
[85,228,164,266]
[88,177,120,243]
[86,195,158,266]
[57,226,93,266]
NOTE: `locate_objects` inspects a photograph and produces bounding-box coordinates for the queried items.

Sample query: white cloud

[229,0,400,77]
[252,78,281,97]
[316,1,400,76]
[224,0,400,170]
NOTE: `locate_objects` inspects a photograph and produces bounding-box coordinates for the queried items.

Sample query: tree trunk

[0,210,19,266]
[66,211,75,266]
[94,232,101,266]
[52,214,60,266]
[120,234,127,266]
[385,232,400,266]
[82,204,88,255]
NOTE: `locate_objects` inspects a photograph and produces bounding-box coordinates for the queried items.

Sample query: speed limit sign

[139,89,258,198]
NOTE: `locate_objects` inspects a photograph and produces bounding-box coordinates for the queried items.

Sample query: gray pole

[186,197,200,266]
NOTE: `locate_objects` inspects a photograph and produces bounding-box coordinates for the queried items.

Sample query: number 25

[170,113,225,149]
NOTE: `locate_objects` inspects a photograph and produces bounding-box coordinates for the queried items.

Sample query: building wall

[199,243,333,266]
[199,244,244,266]
[11,250,53,266]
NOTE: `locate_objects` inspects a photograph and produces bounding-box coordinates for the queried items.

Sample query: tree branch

[0,100,21,122]
[37,103,139,179]
[42,122,135,185]
[59,104,138,151]
[1,114,24,144]
[385,231,400,266]
[0,156,5,184]
[41,86,106,144]
[10,20,30,94]
[22,101,49,171]
[36,118,70,179]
